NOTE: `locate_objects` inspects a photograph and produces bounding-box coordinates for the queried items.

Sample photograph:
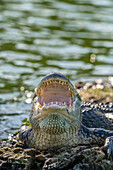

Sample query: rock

[1,138,113,169]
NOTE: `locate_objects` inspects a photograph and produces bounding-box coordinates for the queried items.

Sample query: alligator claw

[101,136,113,160]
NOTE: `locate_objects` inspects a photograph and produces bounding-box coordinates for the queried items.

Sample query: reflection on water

[0,0,113,140]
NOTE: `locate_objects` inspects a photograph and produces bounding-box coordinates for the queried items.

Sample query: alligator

[19,73,113,158]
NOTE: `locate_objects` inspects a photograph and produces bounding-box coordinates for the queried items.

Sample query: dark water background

[0,0,113,140]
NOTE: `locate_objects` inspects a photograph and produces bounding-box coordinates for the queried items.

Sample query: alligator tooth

[37,89,41,96]
[36,92,39,97]
[47,82,49,85]
[35,88,37,92]
[70,90,72,96]
[44,83,47,87]
[70,90,74,97]
[72,93,75,98]
[62,82,64,85]
[64,102,66,105]
[68,108,72,112]
[68,104,72,111]
[39,88,42,95]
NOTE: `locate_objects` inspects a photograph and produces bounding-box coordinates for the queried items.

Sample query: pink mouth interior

[38,82,73,107]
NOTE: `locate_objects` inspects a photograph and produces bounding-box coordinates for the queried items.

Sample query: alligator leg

[78,125,113,159]
[19,126,33,147]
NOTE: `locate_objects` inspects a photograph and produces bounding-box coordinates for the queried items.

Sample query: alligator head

[30,73,81,148]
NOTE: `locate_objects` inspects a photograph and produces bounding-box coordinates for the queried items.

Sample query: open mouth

[36,78,76,107]
[33,76,78,121]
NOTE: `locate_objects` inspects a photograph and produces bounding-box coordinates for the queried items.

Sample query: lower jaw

[35,107,76,122]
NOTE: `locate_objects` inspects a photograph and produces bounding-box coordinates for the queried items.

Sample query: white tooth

[51,102,53,105]
[56,101,58,105]
[68,107,72,112]
[59,81,61,83]
[64,102,66,105]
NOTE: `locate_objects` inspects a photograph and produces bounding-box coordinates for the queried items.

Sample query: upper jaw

[35,77,76,106]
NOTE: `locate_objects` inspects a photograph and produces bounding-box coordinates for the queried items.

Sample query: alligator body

[82,102,113,130]
[19,73,113,157]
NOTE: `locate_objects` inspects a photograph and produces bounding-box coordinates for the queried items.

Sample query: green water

[0,0,113,140]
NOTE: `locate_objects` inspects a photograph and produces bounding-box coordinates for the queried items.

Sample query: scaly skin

[19,73,113,157]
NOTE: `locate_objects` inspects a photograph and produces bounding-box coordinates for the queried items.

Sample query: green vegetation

[22,118,31,127]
